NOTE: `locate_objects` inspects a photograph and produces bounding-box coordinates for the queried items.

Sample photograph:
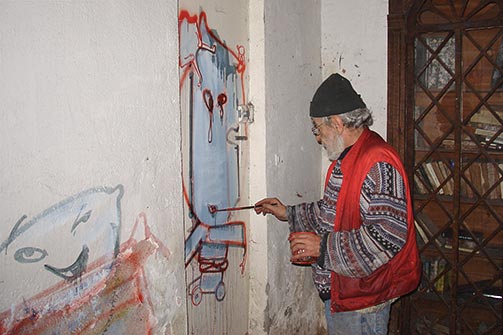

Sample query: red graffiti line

[0,213,170,335]
[203,88,214,143]
[178,9,246,103]
[217,93,227,123]
[179,8,248,306]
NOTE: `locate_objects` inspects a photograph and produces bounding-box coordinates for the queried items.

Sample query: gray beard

[327,150,341,161]
[325,135,345,161]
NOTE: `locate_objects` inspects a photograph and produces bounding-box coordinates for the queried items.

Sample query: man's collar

[337,145,353,161]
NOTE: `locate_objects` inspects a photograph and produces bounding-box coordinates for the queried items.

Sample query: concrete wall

[178,2,252,334]
[0,2,185,334]
[0,1,389,334]
[321,0,389,138]
[248,0,390,334]
[249,0,326,334]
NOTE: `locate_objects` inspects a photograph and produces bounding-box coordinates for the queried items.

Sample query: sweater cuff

[317,233,329,268]
[287,205,296,231]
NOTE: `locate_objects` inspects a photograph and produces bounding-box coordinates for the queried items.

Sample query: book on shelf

[443,243,480,253]
[477,136,503,151]
[415,220,428,246]
[441,137,503,151]
[442,138,481,150]
[487,163,501,199]
[434,259,448,292]
[474,128,503,143]
[417,161,456,196]
[441,227,484,241]
[436,161,454,195]
[461,165,473,198]
[431,161,447,194]
[414,171,428,195]
[441,227,484,253]
[431,161,445,194]
[457,280,502,300]
[421,257,449,293]
[425,161,444,195]
[414,161,501,200]
[417,165,434,193]
[469,106,503,151]
[470,107,503,126]
[481,162,490,196]
[469,163,483,197]
[469,107,503,151]
[461,161,503,200]
[470,121,502,133]
[415,212,444,247]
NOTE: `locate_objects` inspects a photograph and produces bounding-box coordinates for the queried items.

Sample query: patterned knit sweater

[287,147,408,302]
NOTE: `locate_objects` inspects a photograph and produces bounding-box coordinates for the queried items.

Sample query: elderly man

[255,73,420,335]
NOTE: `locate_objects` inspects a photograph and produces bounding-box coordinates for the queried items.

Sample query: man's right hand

[254,198,288,221]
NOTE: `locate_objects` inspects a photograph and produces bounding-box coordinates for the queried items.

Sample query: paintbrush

[208,204,258,214]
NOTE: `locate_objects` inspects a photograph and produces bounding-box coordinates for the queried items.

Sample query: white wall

[0,2,186,334]
[320,0,389,172]
[248,1,269,332]
[248,0,390,334]
[321,0,389,138]
[249,0,326,334]
[0,0,389,334]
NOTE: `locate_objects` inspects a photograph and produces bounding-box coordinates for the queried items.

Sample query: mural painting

[179,9,248,306]
[0,186,171,334]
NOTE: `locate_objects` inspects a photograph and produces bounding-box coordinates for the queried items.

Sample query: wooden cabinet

[388,1,503,334]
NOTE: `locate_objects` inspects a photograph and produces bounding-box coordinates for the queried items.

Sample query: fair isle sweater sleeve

[287,162,343,234]
[287,200,334,234]
[321,161,409,278]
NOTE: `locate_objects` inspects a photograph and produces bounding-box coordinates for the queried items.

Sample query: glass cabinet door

[404,2,503,333]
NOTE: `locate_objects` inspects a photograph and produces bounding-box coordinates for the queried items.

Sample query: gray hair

[325,108,373,128]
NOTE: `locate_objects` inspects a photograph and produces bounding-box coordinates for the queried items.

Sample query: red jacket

[327,128,421,312]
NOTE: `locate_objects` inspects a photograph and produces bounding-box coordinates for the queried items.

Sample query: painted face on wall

[179,10,246,227]
[0,185,123,312]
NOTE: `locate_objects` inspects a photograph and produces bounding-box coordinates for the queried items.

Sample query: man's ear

[329,116,344,134]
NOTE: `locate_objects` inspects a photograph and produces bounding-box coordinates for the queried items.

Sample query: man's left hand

[289,232,321,262]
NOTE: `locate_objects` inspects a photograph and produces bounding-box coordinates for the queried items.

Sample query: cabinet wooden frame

[388,1,503,334]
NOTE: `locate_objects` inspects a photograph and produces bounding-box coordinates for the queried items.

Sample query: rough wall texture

[0,2,185,334]
[250,0,390,333]
[0,1,389,334]
[321,0,389,139]
[178,2,252,333]
[263,0,326,334]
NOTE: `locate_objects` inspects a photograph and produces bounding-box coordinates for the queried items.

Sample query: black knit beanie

[310,73,366,118]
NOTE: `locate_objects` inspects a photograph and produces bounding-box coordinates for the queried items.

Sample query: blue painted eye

[14,247,48,263]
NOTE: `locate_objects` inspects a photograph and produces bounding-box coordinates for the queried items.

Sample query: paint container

[288,232,318,266]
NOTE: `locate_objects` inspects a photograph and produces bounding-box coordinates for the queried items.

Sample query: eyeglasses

[311,122,323,136]
[311,117,333,136]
